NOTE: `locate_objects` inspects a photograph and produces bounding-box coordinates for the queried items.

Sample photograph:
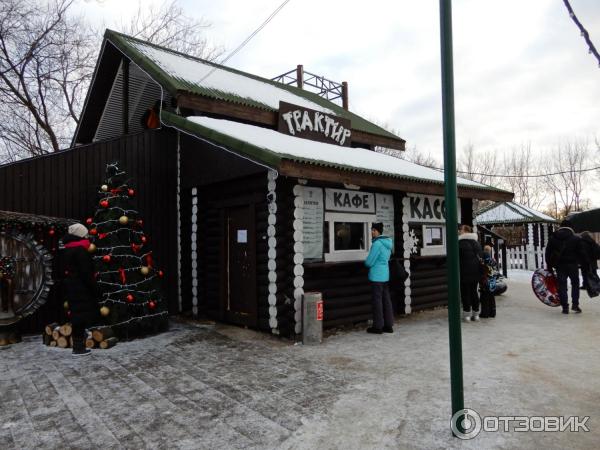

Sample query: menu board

[376,193,395,239]
[302,187,324,259]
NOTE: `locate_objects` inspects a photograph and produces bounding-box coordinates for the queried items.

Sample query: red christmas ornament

[119,267,127,284]
[140,235,147,244]
[145,252,154,269]
[126,294,134,303]
[102,254,111,263]
[98,233,108,240]
[148,300,156,310]
[110,187,122,194]
[89,228,98,236]
[131,243,140,253]
[85,217,93,225]
[128,188,135,197]
[48,228,55,236]
[100,199,109,208]
[158,270,164,278]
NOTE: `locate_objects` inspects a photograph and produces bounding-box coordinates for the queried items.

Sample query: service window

[421,224,446,256]
[324,212,376,262]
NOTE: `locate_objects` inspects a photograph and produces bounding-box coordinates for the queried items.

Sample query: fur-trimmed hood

[458,232,478,241]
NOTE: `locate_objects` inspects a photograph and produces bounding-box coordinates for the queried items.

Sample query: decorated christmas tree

[87,162,168,338]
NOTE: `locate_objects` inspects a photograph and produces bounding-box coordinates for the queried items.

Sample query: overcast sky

[79,0,600,202]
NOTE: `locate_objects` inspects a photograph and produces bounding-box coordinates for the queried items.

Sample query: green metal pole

[439,0,465,435]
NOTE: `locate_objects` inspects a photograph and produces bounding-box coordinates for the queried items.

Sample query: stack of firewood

[88,327,118,349]
[0,330,21,347]
[43,323,117,349]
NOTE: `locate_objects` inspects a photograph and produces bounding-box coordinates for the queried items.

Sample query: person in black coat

[61,223,98,356]
[545,220,585,314]
[458,224,483,322]
[580,231,600,294]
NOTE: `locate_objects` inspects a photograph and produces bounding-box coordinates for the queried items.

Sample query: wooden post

[296,65,304,89]
[342,81,349,110]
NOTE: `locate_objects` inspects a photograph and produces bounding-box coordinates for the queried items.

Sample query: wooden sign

[278,101,352,146]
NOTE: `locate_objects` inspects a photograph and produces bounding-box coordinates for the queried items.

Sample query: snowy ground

[1,276,599,449]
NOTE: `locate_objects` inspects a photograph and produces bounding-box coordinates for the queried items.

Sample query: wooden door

[224,205,257,326]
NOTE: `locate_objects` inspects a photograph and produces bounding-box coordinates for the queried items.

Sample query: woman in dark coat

[458,224,483,322]
[61,223,98,356]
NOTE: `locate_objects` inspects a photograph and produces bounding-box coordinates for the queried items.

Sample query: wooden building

[0,30,512,335]
[475,201,557,271]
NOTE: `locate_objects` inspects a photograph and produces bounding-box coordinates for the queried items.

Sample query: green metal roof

[161,111,511,197]
[104,29,402,143]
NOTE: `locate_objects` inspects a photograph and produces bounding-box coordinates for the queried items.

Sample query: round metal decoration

[0,230,54,326]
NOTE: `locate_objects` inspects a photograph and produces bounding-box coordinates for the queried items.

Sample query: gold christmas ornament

[63,301,69,309]
[119,215,129,225]
[101,184,108,192]
[87,243,97,253]
[100,306,110,317]
[140,266,150,275]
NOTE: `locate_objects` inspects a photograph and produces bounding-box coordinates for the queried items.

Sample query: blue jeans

[556,264,580,310]
[371,282,393,329]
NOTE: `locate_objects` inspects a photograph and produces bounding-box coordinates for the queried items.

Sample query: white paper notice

[237,229,247,243]
[302,187,324,259]
[375,194,395,239]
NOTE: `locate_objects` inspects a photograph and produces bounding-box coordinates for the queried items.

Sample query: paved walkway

[1,277,600,449]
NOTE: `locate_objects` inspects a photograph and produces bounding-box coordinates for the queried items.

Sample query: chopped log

[85,338,95,349]
[59,323,72,337]
[57,336,69,348]
[99,337,118,349]
[45,322,59,335]
[52,326,61,340]
[92,327,115,343]
[49,340,57,347]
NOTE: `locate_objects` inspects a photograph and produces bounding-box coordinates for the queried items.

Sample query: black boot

[72,338,91,356]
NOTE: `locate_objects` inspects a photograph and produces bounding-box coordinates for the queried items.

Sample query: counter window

[324,212,376,262]
[421,224,446,256]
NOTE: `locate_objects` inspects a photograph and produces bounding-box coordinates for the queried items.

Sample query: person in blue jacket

[364,222,394,334]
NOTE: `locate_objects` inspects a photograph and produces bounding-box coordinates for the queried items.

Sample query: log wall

[0,130,179,333]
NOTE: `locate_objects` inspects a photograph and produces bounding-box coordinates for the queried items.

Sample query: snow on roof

[127,40,335,114]
[184,116,491,189]
[475,201,557,224]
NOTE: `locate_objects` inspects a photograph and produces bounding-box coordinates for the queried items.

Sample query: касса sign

[407,194,461,223]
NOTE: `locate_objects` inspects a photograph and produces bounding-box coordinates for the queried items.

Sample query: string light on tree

[89,162,168,338]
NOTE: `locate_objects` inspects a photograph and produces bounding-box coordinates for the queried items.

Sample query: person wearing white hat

[61,223,98,356]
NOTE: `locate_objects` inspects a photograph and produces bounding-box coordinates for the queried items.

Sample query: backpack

[389,258,408,285]
[547,239,567,268]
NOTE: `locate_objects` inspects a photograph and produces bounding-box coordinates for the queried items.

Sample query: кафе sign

[278,101,352,147]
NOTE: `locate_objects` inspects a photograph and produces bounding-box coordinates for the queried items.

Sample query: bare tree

[118,0,224,60]
[0,0,221,162]
[543,139,590,216]
[457,143,500,187]
[499,143,546,209]
[0,0,96,159]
